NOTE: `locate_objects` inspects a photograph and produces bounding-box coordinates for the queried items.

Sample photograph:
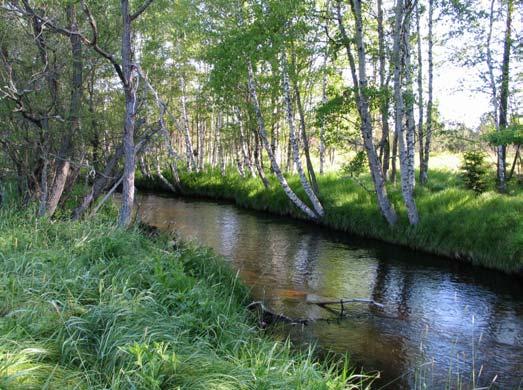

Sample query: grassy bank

[137,168,523,273]
[0,204,367,389]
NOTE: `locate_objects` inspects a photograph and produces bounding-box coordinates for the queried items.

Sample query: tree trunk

[180,75,197,171]
[337,0,397,226]
[377,0,391,179]
[118,0,137,228]
[393,0,419,225]
[253,128,269,188]
[37,153,49,217]
[281,50,324,217]
[508,145,520,180]
[320,53,327,175]
[497,0,512,192]
[421,0,433,185]
[198,116,205,170]
[416,2,425,185]
[216,112,225,175]
[46,5,82,217]
[247,62,318,220]
[72,145,124,220]
[290,46,319,195]
[237,108,256,177]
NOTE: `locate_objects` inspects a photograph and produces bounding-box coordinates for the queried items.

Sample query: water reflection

[137,194,523,388]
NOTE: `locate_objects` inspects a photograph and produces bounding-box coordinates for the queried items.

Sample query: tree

[334,0,398,226]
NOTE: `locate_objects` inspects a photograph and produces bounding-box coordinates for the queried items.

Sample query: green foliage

[341,151,368,178]
[0,206,364,389]
[460,151,490,194]
[484,125,523,146]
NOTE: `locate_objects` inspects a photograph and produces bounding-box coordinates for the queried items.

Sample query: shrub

[460,151,489,194]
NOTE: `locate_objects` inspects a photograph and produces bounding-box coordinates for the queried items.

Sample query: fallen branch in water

[247,301,308,328]
[247,296,385,328]
[307,297,384,317]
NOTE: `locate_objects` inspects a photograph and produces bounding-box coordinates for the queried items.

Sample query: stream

[136,193,523,389]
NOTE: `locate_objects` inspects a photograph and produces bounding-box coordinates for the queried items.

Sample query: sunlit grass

[0,206,369,389]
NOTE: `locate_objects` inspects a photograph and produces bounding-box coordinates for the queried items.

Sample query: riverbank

[137,169,523,273]
[0,205,366,389]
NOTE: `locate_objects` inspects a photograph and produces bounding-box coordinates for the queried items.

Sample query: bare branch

[130,0,154,21]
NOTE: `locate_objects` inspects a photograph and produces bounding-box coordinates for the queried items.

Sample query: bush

[460,151,489,194]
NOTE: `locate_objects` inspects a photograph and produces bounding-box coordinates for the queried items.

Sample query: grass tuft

[0,206,367,389]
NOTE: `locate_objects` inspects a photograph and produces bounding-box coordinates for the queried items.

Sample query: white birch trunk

[180,76,197,171]
[247,62,318,220]
[281,50,324,218]
[392,0,419,225]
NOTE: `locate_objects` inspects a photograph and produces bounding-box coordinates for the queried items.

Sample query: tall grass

[137,168,523,273]
[0,205,370,389]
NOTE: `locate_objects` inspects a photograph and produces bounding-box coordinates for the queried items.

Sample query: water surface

[137,193,523,388]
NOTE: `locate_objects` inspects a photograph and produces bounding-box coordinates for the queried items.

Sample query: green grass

[0,204,371,389]
[137,167,523,273]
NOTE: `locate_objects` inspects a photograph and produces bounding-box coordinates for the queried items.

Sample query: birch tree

[335,0,398,226]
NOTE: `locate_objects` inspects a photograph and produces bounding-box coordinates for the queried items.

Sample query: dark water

[136,193,523,389]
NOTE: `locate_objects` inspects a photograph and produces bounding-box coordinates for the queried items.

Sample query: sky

[429,0,521,130]
[434,64,491,129]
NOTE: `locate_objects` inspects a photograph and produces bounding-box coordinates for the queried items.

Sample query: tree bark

[393,0,419,225]
[118,0,137,228]
[421,0,433,185]
[46,5,83,217]
[247,62,318,220]
[377,0,391,179]
[180,75,197,171]
[415,2,425,185]
[497,0,512,192]
[281,49,324,218]
[290,45,319,195]
[37,153,49,217]
[320,53,327,175]
[252,129,270,188]
[216,112,225,175]
[236,108,256,177]
[337,0,397,226]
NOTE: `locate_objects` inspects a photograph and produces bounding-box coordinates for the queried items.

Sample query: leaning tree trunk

[290,45,319,195]
[337,0,397,226]
[247,62,318,220]
[281,50,324,218]
[73,145,124,220]
[46,5,82,217]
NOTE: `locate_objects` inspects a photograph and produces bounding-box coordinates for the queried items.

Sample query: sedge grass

[0,205,371,389]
